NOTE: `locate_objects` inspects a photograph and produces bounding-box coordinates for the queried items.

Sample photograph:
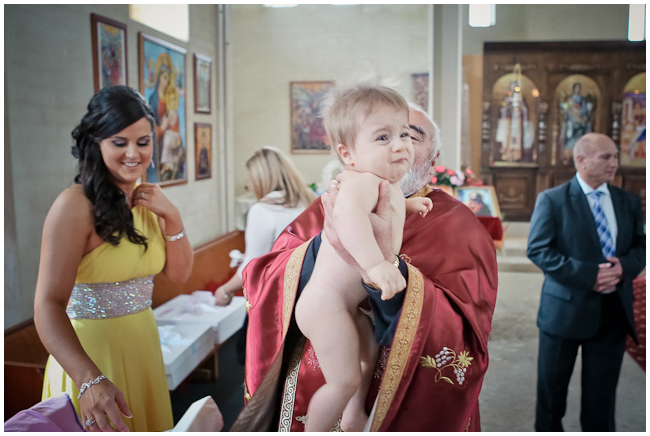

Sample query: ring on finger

[141,192,146,199]
[86,419,97,427]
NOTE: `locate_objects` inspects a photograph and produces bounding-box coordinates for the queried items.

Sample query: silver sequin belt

[66,275,154,320]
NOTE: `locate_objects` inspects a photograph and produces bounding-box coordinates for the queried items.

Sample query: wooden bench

[153,230,245,307]
[4,230,245,419]
[4,318,49,420]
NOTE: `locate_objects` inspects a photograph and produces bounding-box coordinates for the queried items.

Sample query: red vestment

[233,188,498,431]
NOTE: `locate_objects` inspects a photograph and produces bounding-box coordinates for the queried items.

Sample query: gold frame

[454,186,501,218]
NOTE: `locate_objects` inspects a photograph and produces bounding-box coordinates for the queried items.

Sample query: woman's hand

[133,183,192,283]
[214,286,233,307]
[80,379,132,432]
[132,183,183,234]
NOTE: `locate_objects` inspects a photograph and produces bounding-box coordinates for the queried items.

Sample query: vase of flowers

[429,166,482,192]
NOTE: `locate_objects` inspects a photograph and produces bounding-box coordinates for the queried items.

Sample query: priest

[231,103,498,432]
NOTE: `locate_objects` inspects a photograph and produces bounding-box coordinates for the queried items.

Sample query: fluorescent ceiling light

[628,4,646,41]
[469,4,496,28]
[264,4,298,7]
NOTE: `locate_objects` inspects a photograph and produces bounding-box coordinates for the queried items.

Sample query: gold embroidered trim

[399,253,411,264]
[243,381,251,402]
[373,346,390,379]
[278,337,305,431]
[420,348,473,385]
[282,240,311,336]
[409,184,433,199]
[306,345,320,370]
[370,264,424,431]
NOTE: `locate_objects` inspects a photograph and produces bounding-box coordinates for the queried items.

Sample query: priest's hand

[322,176,394,276]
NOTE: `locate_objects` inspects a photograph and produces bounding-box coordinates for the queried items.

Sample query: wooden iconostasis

[480,41,645,221]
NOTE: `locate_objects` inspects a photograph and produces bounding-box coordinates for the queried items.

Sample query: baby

[295,80,431,431]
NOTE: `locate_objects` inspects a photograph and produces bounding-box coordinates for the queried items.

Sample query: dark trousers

[535,295,628,432]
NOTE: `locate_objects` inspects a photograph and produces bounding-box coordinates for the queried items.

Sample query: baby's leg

[297,306,362,432]
[340,309,379,432]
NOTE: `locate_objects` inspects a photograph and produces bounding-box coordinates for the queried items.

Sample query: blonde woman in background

[215,146,316,306]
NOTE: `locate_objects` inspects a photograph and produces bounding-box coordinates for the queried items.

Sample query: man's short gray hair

[408,102,441,159]
[573,133,606,168]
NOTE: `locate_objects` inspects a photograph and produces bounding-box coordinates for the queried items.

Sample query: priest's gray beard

[400,159,431,197]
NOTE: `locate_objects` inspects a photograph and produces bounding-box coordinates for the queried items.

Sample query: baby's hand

[366,261,406,301]
[406,197,433,217]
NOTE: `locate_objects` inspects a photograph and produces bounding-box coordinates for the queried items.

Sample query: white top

[236,190,307,278]
[576,173,618,244]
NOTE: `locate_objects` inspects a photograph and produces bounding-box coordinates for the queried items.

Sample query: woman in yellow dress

[34,85,193,432]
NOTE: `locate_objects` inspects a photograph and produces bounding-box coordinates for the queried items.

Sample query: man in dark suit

[527,132,645,431]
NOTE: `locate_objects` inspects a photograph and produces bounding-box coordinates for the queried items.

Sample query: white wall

[462,4,630,55]
[230,4,430,195]
[4,3,635,328]
[229,4,632,196]
[4,4,223,328]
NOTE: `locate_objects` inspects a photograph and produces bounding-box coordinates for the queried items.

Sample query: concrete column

[431,4,463,170]
[219,4,235,232]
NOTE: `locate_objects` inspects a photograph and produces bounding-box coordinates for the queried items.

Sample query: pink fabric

[4,394,83,432]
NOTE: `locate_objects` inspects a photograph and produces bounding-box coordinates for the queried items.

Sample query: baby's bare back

[301,172,406,311]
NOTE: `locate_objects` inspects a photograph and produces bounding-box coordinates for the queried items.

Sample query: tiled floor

[169,333,245,431]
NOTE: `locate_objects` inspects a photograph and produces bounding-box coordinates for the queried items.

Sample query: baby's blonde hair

[322,78,409,150]
[246,146,316,208]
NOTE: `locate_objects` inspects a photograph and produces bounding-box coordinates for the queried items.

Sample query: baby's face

[346,104,413,183]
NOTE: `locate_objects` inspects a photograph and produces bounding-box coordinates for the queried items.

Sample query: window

[130,4,189,42]
[628,4,646,41]
[469,4,496,28]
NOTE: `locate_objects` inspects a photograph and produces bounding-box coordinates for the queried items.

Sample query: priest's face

[400,108,438,196]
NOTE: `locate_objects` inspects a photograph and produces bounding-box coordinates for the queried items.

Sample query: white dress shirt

[236,190,308,279]
[576,174,618,293]
[576,173,618,244]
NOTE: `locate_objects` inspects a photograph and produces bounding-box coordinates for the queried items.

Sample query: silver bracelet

[165,228,187,242]
[77,374,108,399]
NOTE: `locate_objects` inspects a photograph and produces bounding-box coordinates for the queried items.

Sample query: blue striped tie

[588,191,616,258]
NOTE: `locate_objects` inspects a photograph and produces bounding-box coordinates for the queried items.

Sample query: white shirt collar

[261,190,285,200]
[576,173,610,197]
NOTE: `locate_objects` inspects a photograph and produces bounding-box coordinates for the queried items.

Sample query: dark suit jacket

[527,176,645,340]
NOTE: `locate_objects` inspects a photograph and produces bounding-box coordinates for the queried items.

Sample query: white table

[154,294,247,345]
[154,293,248,389]
[157,322,214,391]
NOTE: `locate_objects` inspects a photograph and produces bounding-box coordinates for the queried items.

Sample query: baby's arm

[405,197,433,217]
[332,172,405,299]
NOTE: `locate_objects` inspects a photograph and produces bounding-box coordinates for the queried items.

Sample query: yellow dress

[42,206,174,432]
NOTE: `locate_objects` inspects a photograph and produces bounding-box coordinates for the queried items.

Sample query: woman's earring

[150,160,155,169]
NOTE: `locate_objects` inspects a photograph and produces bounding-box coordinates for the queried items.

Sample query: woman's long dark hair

[71,85,156,249]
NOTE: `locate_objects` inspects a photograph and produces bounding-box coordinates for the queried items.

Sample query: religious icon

[620,73,646,167]
[553,74,599,166]
[491,65,537,165]
[139,33,187,185]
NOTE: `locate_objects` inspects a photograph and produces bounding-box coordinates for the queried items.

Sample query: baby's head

[322,79,413,182]
[323,79,409,150]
